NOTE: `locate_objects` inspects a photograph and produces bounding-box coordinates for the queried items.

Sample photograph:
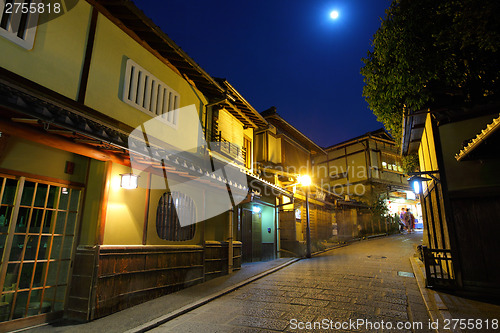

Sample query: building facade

[256,107,338,256]
[0,1,288,330]
[313,129,413,236]
[402,104,500,298]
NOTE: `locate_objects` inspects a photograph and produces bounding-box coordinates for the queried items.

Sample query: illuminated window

[122,59,180,127]
[381,153,402,173]
[156,192,195,241]
[0,0,40,50]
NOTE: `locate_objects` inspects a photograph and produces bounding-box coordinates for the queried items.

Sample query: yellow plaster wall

[0,136,87,183]
[346,142,364,155]
[267,134,282,164]
[380,171,402,184]
[314,155,327,166]
[243,128,253,139]
[347,152,367,182]
[328,158,348,187]
[84,13,208,144]
[0,1,91,99]
[102,163,146,245]
[327,148,345,160]
[281,139,309,171]
[203,213,229,242]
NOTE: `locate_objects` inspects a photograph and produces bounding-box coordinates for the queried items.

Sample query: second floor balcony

[210,131,248,168]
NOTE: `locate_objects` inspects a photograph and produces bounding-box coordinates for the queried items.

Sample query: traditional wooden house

[206,79,291,264]
[314,129,409,204]
[313,129,412,237]
[0,0,287,330]
[402,103,500,298]
[256,107,337,256]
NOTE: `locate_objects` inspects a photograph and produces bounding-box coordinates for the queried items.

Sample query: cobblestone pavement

[150,232,433,332]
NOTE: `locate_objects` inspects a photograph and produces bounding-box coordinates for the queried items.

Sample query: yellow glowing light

[298,175,312,187]
[330,10,339,19]
[120,173,139,189]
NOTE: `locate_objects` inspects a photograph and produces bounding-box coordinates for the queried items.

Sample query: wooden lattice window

[0,176,81,321]
[156,192,195,241]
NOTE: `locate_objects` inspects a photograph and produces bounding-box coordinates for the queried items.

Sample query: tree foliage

[361,0,500,144]
[402,153,419,174]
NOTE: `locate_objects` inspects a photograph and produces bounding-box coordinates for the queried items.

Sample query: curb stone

[410,256,461,333]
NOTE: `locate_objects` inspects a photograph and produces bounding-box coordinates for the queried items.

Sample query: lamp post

[298,175,312,258]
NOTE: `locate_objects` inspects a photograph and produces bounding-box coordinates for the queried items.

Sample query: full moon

[330,10,339,19]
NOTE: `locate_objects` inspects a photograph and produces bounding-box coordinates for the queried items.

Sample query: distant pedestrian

[399,208,406,232]
[404,208,411,233]
[410,212,415,232]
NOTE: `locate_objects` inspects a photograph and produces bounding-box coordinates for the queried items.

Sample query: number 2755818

[4,2,61,14]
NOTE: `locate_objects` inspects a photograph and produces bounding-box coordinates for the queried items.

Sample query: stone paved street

[150,232,433,332]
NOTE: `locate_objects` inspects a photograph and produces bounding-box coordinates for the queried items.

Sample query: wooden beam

[47,129,75,136]
[225,100,256,129]
[0,117,129,166]
[74,138,102,145]
[11,118,39,124]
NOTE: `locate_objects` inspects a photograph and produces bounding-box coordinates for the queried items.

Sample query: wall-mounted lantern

[252,205,262,214]
[407,171,440,194]
[120,173,139,189]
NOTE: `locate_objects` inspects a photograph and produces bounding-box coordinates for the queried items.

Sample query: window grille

[0,0,40,50]
[0,176,81,321]
[122,59,179,128]
[381,153,403,172]
[156,192,195,241]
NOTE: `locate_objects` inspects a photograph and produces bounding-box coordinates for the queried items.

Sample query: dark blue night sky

[133,0,392,147]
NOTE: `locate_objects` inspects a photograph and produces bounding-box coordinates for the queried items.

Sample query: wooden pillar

[228,209,234,273]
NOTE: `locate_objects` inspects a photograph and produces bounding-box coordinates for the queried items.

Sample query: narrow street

[150,232,432,332]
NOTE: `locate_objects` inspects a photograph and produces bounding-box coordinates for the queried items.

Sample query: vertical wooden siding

[93,246,204,319]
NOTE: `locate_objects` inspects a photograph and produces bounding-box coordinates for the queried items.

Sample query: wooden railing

[422,246,456,289]
[210,132,246,166]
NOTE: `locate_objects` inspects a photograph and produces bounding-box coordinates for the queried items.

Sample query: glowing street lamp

[298,174,312,187]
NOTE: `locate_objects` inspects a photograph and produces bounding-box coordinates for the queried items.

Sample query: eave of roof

[401,109,427,156]
[215,78,267,128]
[92,0,225,98]
[0,78,289,195]
[261,107,325,154]
[324,128,395,151]
[455,113,500,161]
